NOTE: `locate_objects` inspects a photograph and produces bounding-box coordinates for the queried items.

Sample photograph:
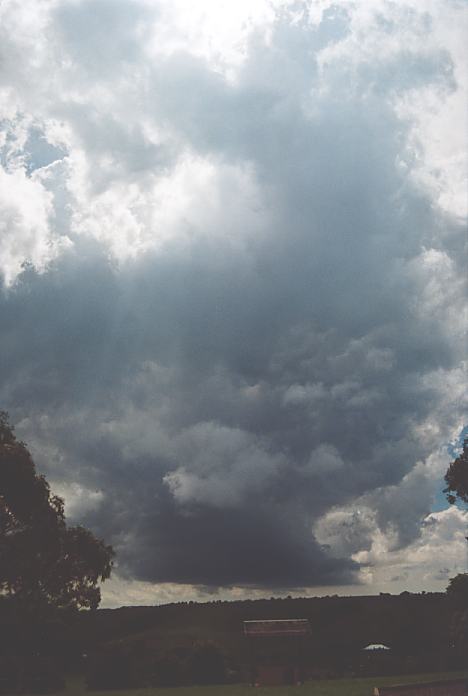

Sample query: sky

[0,0,467,608]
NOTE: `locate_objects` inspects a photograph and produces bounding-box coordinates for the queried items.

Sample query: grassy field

[45,671,468,696]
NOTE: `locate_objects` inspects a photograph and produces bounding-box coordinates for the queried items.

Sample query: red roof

[243,619,310,637]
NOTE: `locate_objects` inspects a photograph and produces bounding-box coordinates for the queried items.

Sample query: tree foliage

[444,437,468,505]
[444,438,468,644]
[446,573,468,608]
[0,412,114,610]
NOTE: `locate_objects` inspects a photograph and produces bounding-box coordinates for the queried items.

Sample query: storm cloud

[0,0,466,598]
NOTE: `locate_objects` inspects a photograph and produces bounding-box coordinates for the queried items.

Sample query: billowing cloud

[0,0,466,600]
[316,503,468,592]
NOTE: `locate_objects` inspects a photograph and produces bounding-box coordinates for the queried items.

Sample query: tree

[0,412,114,610]
[444,437,468,505]
[446,573,468,608]
[444,437,468,656]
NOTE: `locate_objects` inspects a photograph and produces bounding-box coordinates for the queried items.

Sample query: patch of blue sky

[0,124,66,175]
[23,128,66,175]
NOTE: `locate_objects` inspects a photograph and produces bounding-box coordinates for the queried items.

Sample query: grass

[47,671,468,696]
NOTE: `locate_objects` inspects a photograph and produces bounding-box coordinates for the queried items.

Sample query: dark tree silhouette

[446,573,468,606]
[444,437,468,505]
[0,412,114,610]
[443,437,468,652]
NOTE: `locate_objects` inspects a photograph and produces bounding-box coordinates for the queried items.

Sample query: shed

[243,619,311,686]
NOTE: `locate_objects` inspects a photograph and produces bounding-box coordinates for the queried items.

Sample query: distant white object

[363,644,390,651]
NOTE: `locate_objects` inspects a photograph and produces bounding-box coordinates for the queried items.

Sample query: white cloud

[0,0,464,285]
[50,481,104,519]
[315,480,468,594]
[354,507,468,592]
[67,153,266,260]
[147,0,275,75]
[0,166,65,285]
[100,574,204,608]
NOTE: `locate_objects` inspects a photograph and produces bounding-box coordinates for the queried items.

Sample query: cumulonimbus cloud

[0,0,466,595]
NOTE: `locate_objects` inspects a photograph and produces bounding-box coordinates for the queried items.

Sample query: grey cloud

[119,496,358,588]
[0,1,465,591]
[53,0,153,77]
[163,423,285,508]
